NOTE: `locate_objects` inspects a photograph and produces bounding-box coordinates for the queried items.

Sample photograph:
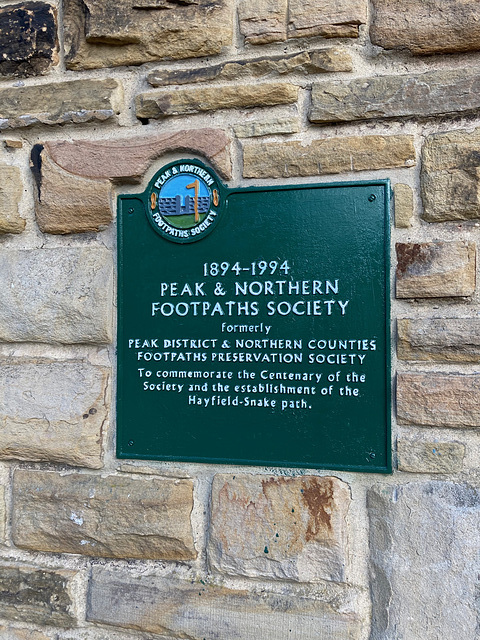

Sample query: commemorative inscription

[117,160,391,472]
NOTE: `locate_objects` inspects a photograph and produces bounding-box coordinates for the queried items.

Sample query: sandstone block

[397,373,480,427]
[309,69,480,124]
[0,79,121,130]
[238,0,288,44]
[396,242,476,298]
[421,129,480,222]
[147,48,352,87]
[0,247,113,343]
[136,83,298,119]
[243,135,415,178]
[0,164,25,234]
[0,627,53,640]
[368,482,480,639]
[87,567,361,638]
[397,439,465,473]
[234,117,299,138]
[208,475,350,582]
[371,0,480,55]
[398,318,480,362]
[287,0,367,39]
[394,183,413,228]
[32,146,112,234]
[0,565,76,627]
[12,471,195,561]
[64,0,232,70]
[0,362,108,469]
[0,2,57,77]
[39,129,232,182]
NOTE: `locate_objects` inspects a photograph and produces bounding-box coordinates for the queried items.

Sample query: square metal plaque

[117,160,391,472]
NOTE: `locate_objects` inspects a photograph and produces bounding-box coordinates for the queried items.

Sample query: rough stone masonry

[0,0,479,638]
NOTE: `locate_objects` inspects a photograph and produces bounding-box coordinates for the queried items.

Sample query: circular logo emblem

[147,161,222,243]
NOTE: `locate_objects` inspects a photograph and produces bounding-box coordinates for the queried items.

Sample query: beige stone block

[243,135,415,178]
[12,471,196,561]
[371,0,480,55]
[136,83,298,119]
[396,242,476,298]
[369,482,480,639]
[87,566,362,638]
[397,373,480,427]
[398,318,480,362]
[309,69,480,125]
[288,0,367,39]
[397,439,465,473]
[234,117,299,138]
[32,147,112,234]
[421,129,480,222]
[0,247,113,343]
[208,474,350,582]
[0,79,121,130]
[147,48,351,87]
[0,627,54,640]
[0,362,108,469]
[41,128,233,182]
[0,164,25,234]
[394,183,413,228]
[0,566,76,627]
[238,0,287,44]
[64,0,233,70]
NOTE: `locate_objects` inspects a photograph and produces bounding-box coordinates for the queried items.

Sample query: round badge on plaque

[146,160,223,243]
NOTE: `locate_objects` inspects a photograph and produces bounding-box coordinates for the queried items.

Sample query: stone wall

[0,1,479,638]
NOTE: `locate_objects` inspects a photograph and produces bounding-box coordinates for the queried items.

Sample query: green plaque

[117,160,391,473]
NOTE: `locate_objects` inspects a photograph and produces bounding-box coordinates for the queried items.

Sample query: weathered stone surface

[398,318,480,362]
[209,475,350,582]
[4,139,23,149]
[148,48,351,87]
[234,117,299,138]
[0,566,76,627]
[64,0,232,70]
[31,146,112,234]
[0,247,113,343]
[371,0,480,55]
[0,362,108,469]
[394,183,413,228]
[0,79,121,130]
[309,69,480,124]
[238,0,287,44]
[368,482,480,639]
[0,487,5,543]
[0,2,57,77]
[397,373,480,427]
[0,627,53,640]
[12,471,196,560]
[243,135,415,178]
[0,165,25,234]
[136,83,298,119]
[40,129,232,182]
[397,439,465,473]
[396,242,476,298]
[87,567,361,638]
[421,128,480,222]
[238,0,366,43]
[287,0,367,39]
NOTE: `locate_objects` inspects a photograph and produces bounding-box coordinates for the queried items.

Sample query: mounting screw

[128,208,134,215]
[128,440,134,446]
[369,452,376,459]
[368,194,376,202]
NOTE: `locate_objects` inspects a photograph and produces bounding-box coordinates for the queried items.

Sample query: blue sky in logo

[160,174,210,199]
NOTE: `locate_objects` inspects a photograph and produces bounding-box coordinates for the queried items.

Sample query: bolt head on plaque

[147,160,223,243]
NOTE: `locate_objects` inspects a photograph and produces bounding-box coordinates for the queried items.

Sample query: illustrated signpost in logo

[147,160,222,243]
